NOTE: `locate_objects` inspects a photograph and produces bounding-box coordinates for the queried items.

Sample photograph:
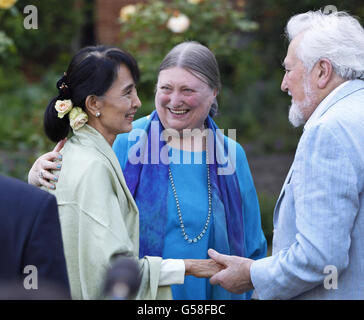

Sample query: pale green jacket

[47,124,172,300]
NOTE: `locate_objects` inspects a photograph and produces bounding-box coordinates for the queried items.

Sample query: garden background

[1,0,363,249]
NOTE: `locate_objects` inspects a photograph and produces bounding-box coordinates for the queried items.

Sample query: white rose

[120,4,137,22]
[187,0,204,4]
[69,107,88,130]
[55,99,73,119]
[167,13,190,33]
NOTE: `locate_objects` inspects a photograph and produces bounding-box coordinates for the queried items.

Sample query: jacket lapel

[273,162,294,225]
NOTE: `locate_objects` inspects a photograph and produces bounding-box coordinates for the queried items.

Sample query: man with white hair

[208,10,364,299]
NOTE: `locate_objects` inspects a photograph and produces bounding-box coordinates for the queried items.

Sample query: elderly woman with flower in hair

[29,41,267,300]
[38,45,224,300]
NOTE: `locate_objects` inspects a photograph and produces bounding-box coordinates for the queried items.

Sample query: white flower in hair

[55,99,73,119]
[167,12,190,33]
[69,107,88,130]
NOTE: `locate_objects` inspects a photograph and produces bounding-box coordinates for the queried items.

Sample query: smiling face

[96,64,141,143]
[155,67,217,132]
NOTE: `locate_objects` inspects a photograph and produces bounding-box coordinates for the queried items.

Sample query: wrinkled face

[155,67,217,132]
[98,64,141,136]
[281,36,316,127]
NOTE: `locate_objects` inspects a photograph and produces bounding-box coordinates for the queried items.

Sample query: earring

[96,112,101,118]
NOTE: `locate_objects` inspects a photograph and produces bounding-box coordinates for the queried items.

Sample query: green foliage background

[1,0,363,246]
[0,0,84,179]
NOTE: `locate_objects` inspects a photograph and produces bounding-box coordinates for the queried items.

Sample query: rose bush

[118,0,258,116]
[0,0,17,58]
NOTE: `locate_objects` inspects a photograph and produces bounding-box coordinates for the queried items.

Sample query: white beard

[288,77,315,128]
[288,101,306,127]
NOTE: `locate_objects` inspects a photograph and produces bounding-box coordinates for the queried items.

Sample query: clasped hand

[208,248,254,294]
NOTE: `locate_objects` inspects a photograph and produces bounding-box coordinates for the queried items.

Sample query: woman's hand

[184,258,225,278]
[28,138,67,189]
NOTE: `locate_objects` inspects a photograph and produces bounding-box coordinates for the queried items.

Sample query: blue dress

[113,115,267,300]
[165,148,211,299]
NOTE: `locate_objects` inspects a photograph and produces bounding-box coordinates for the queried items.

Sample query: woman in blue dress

[28,41,267,300]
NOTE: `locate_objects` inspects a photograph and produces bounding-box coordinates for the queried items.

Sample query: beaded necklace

[168,142,212,243]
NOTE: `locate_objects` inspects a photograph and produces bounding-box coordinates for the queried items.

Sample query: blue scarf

[123,111,245,259]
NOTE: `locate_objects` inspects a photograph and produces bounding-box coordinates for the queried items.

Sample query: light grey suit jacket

[251,79,364,299]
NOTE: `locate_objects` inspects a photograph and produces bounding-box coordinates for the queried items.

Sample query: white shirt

[159,259,185,285]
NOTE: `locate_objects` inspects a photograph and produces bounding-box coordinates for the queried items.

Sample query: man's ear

[85,95,102,118]
[316,58,333,89]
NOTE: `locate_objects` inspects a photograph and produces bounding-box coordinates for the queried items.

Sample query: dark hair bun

[56,74,71,100]
[44,45,139,143]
